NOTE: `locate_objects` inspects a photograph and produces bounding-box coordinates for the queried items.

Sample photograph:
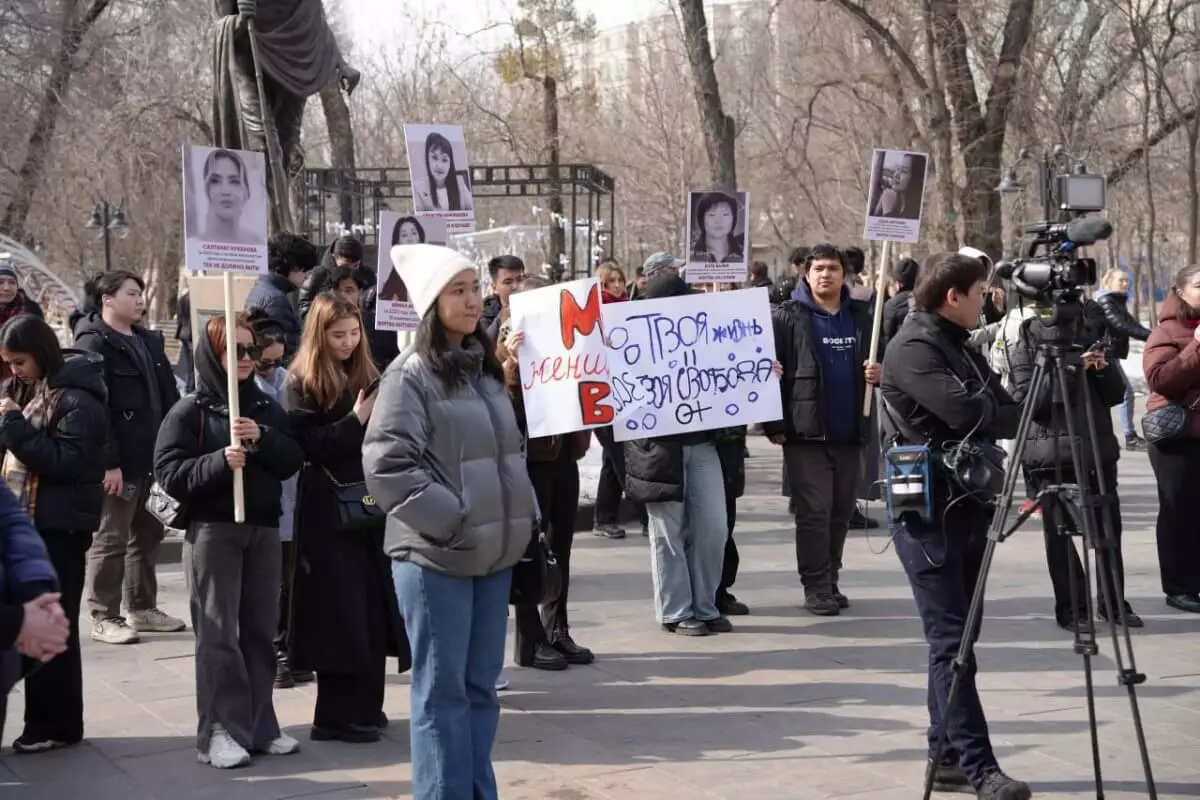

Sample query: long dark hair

[413,308,503,390]
[0,315,64,378]
[424,132,463,211]
[391,216,426,245]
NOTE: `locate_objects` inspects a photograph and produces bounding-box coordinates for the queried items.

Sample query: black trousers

[515,452,580,663]
[717,486,739,602]
[276,540,295,656]
[1149,438,1200,596]
[314,668,384,729]
[1026,466,1126,624]
[22,530,90,742]
[593,426,646,528]
[783,444,860,596]
[894,513,998,787]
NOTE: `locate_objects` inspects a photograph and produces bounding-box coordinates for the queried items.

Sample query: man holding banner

[764,244,879,617]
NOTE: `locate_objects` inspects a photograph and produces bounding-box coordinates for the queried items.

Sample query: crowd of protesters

[0,232,1192,800]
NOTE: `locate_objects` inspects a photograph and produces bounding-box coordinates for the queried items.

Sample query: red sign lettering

[560,284,602,349]
[579,380,614,424]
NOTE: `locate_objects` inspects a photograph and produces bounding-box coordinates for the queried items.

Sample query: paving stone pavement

[1,434,1198,800]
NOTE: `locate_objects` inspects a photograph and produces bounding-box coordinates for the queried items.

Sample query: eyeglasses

[255,358,281,370]
[235,344,262,361]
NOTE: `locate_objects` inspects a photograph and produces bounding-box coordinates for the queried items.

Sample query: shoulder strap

[879,393,930,447]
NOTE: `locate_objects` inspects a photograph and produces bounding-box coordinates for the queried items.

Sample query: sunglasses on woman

[235,344,262,361]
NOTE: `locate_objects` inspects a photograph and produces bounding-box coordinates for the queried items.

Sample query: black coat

[73,312,180,478]
[880,311,1020,448]
[153,394,303,528]
[298,261,377,321]
[361,288,400,372]
[1091,291,1150,360]
[763,292,873,445]
[284,382,410,675]
[1008,316,1125,471]
[881,289,913,352]
[0,351,108,533]
[715,427,747,499]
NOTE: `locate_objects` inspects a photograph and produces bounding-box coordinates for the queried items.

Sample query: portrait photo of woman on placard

[867,150,927,221]
[688,191,747,264]
[185,147,266,246]
[378,216,424,303]
[410,131,474,214]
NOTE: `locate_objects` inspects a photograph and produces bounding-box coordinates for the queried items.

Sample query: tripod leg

[1076,367,1158,799]
[921,358,1050,800]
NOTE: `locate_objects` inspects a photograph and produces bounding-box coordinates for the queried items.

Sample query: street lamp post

[85,201,130,272]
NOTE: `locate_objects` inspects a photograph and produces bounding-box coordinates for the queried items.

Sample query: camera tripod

[921,326,1156,800]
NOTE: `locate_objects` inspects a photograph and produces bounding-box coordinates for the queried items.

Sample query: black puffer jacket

[1008,315,1125,470]
[73,312,180,478]
[0,350,108,533]
[1091,291,1150,360]
[153,331,303,527]
[298,259,377,321]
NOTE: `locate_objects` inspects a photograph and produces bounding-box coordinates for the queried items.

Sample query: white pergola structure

[0,234,82,344]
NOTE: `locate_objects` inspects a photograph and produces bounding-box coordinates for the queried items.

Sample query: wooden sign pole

[862,239,893,417]
[223,271,246,522]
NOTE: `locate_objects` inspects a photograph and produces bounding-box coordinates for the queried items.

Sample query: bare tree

[677,0,736,191]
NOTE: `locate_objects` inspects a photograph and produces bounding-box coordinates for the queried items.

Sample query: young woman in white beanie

[363,244,534,800]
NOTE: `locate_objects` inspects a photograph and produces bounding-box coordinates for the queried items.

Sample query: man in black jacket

[880,252,1029,800]
[245,233,318,362]
[481,255,526,343]
[764,244,878,617]
[297,235,371,321]
[75,270,184,646]
[1009,305,1143,630]
[881,257,919,351]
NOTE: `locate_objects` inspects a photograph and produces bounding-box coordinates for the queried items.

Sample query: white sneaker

[198,726,250,769]
[91,617,140,645]
[127,608,186,633]
[265,732,299,755]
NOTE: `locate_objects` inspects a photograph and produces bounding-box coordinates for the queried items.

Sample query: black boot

[550,630,595,664]
[274,656,295,689]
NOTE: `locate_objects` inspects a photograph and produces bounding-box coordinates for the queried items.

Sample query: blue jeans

[392,561,512,800]
[646,442,728,624]
[892,514,998,787]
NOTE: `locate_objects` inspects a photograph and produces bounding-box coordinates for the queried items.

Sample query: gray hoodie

[363,339,533,577]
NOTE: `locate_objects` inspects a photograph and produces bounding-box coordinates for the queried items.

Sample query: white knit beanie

[389,244,477,319]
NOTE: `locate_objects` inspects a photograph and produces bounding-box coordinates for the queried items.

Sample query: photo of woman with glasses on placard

[688,191,747,265]
[408,129,475,214]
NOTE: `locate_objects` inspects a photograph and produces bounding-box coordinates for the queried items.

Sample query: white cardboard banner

[509,278,614,439]
[602,287,781,442]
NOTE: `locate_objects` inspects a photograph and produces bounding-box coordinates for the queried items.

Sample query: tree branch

[1107,103,1200,187]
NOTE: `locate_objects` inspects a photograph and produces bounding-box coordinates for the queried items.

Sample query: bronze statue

[211,0,360,233]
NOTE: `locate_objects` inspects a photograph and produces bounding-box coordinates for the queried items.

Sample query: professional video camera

[993,163,1111,320]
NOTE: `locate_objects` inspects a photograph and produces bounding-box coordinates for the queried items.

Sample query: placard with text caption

[603,287,781,442]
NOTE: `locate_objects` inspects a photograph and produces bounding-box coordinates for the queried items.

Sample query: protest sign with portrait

[685,190,750,284]
[862,148,929,244]
[182,144,269,274]
[404,123,476,236]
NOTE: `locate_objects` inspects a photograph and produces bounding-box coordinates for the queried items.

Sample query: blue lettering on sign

[608,303,776,434]
[710,318,763,343]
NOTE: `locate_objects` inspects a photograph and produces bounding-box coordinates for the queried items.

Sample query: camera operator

[880,252,1031,800]
[1008,305,1142,632]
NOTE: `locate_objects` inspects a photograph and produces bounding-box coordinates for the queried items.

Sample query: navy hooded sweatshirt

[792,281,858,443]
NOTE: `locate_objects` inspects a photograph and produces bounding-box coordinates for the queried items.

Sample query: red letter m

[559,284,602,349]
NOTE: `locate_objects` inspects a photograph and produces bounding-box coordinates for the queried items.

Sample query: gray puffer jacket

[363,339,534,578]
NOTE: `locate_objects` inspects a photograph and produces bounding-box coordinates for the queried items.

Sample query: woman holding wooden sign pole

[153,314,304,769]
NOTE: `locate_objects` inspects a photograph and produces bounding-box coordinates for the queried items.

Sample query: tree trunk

[678,0,736,191]
[544,74,566,275]
[0,0,114,240]
[921,0,959,251]
[319,80,358,234]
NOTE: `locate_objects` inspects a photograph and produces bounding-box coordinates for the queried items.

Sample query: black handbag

[509,525,562,606]
[322,466,385,532]
[1142,402,1192,444]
